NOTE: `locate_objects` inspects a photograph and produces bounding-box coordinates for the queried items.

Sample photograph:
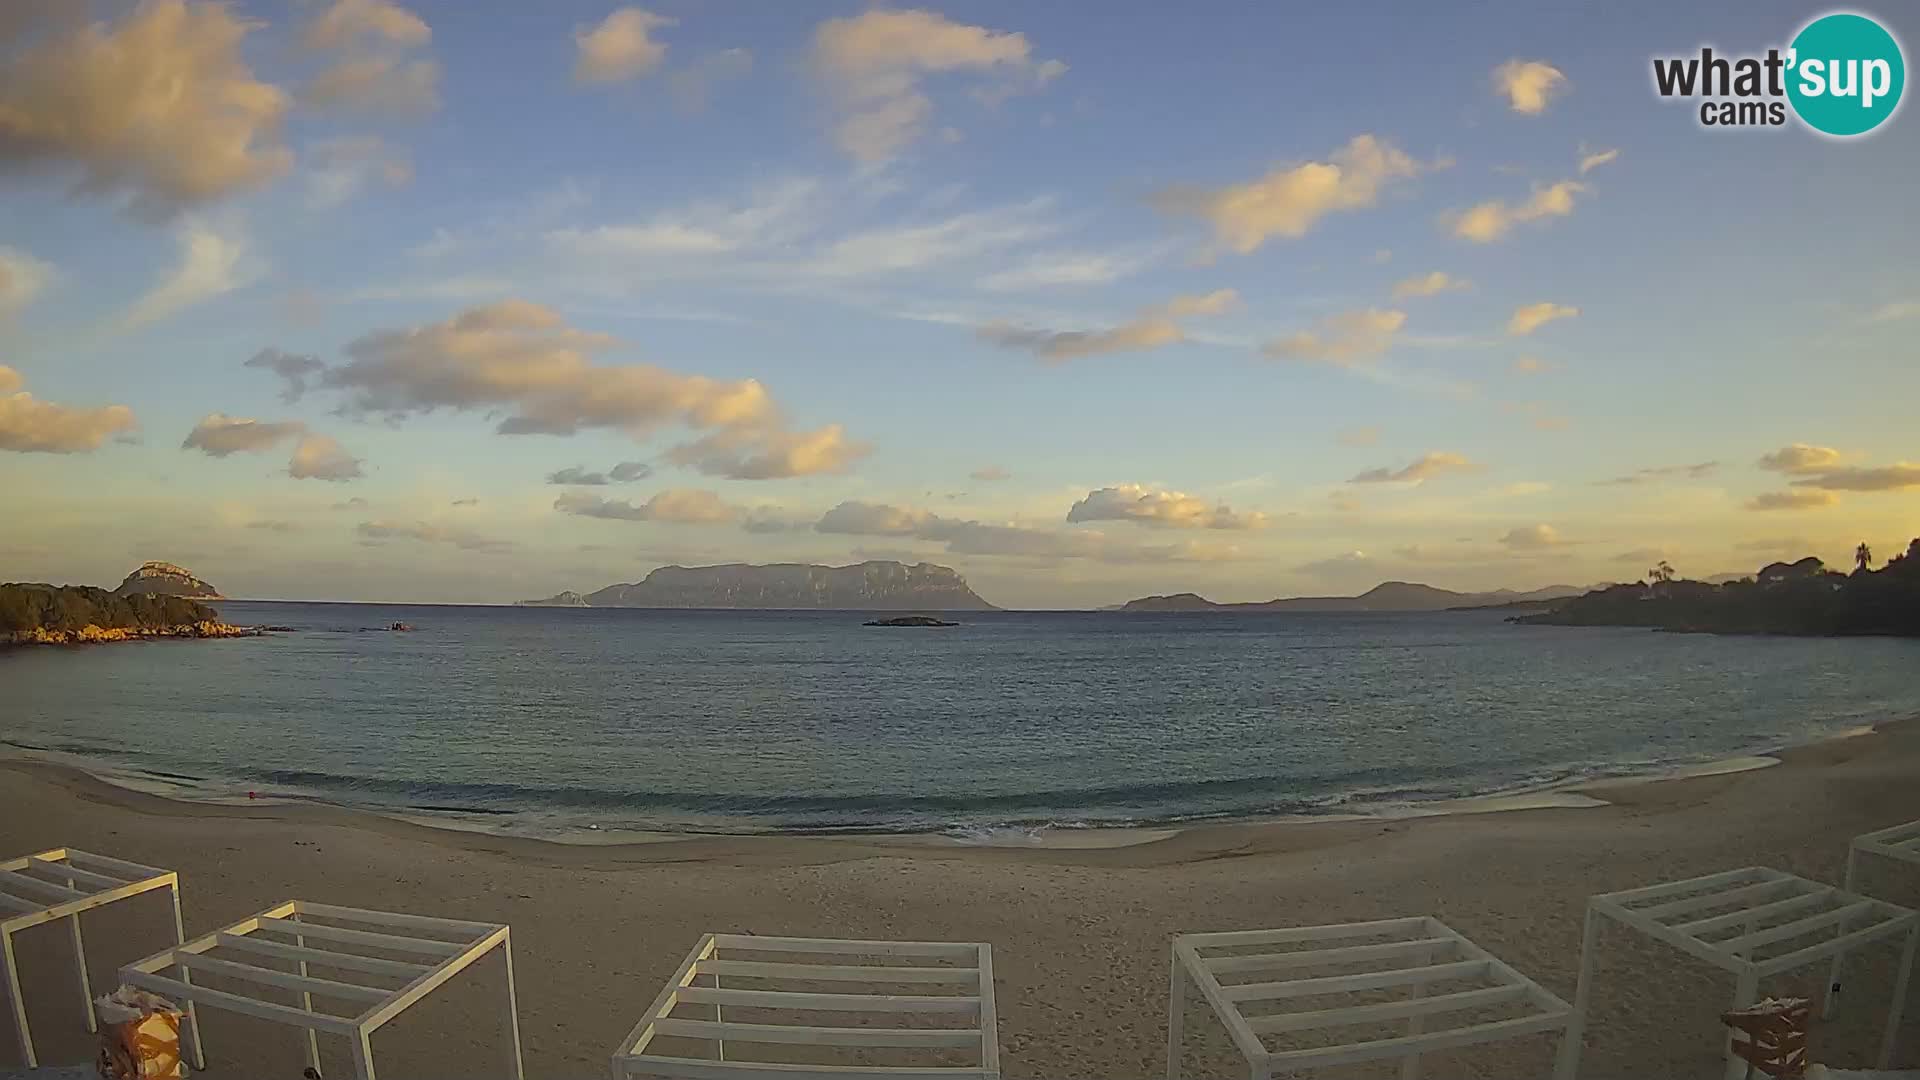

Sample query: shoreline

[4,714,1917,1076]
[0,717,1902,860]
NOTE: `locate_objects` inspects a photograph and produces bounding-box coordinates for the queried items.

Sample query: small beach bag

[95,986,186,1079]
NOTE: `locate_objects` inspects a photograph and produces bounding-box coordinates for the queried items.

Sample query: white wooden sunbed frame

[120,899,524,1080]
[1167,916,1574,1080]
[1563,867,1919,1080]
[1826,819,1920,1020]
[610,933,1000,1080]
[0,847,190,1069]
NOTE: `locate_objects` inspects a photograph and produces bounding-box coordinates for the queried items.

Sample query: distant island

[1517,540,1920,636]
[113,560,222,599]
[520,561,998,610]
[1116,581,1589,613]
[2,578,255,647]
[864,615,959,627]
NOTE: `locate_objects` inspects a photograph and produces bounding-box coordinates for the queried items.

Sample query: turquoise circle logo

[1787,12,1905,136]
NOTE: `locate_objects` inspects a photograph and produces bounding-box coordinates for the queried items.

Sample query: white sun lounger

[1826,819,1920,1020]
[1168,916,1574,1080]
[0,848,189,1068]
[611,933,999,1080]
[1567,867,1918,1080]
[120,900,524,1080]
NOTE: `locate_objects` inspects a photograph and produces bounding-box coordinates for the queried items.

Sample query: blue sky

[2,0,1917,607]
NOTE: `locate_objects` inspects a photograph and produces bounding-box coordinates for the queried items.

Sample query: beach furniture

[0,848,189,1069]
[1166,916,1574,1080]
[119,900,523,1080]
[1565,868,1918,1080]
[610,933,999,1080]
[1825,819,1920,1020]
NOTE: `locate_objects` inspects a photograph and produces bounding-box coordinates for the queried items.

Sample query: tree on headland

[1518,538,1920,636]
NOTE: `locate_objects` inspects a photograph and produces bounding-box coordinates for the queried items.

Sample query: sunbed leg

[1166,951,1184,1080]
[68,903,96,1032]
[1879,923,1918,1069]
[351,1028,376,1080]
[169,882,206,1070]
[502,933,526,1080]
[3,929,36,1068]
[1553,906,1598,1080]
[1823,846,1860,1021]
[294,914,322,1072]
[1724,971,1760,1080]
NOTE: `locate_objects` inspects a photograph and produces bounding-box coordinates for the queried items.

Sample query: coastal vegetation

[1,583,252,646]
[1516,539,1920,636]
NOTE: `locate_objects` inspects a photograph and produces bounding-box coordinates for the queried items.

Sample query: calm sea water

[3,603,1918,837]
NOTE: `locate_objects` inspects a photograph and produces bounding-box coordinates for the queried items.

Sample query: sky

[1,0,1917,609]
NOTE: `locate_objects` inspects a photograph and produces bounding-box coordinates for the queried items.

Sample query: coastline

[3,717,1918,1076]
[0,715,1905,859]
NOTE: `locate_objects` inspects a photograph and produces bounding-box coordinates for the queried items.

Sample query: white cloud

[1507,302,1579,336]
[1152,136,1427,254]
[0,247,53,319]
[358,520,511,553]
[181,414,307,456]
[321,300,862,479]
[304,136,412,209]
[0,0,291,217]
[1350,451,1480,485]
[1391,271,1470,300]
[1787,464,1920,492]
[122,217,254,327]
[810,9,1063,161]
[1512,356,1555,375]
[979,290,1236,363]
[301,0,438,116]
[1066,484,1266,530]
[1758,444,1844,474]
[288,433,364,481]
[1746,490,1838,511]
[1500,523,1565,549]
[574,8,674,85]
[305,55,440,115]
[1451,181,1584,243]
[547,462,653,485]
[245,348,328,403]
[977,251,1149,291]
[665,424,871,480]
[181,413,361,480]
[1578,146,1620,174]
[1493,60,1566,114]
[816,499,1239,564]
[1868,299,1920,323]
[554,489,739,524]
[1263,308,1406,365]
[0,366,138,453]
[303,0,430,49]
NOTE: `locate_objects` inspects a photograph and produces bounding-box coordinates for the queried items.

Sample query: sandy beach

[3,720,1918,1079]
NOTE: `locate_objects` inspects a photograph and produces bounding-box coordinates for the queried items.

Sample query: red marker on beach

[248,791,257,799]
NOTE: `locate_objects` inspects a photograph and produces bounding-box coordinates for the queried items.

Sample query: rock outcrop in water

[1119,581,1589,613]
[112,561,222,599]
[522,561,997,610]
[1516,540,1920,636]
[1,583,256,646]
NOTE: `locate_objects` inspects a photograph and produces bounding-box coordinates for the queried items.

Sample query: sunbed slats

[653,1019,979,1048]
[701,960,978,985]
[1223,959,1487,1002]
[1246,983,1531,1034]
[212,933,433,978]
[677,987,979,1013]
[1204,937,1455,974]
[255,916,466,956]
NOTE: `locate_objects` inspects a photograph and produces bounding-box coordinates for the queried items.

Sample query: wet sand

[2,719,1918,1078]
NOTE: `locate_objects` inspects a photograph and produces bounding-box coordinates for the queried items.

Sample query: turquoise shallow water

[3,602,1917,835]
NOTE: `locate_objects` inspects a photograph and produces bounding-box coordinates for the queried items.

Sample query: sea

[3,602,1917,841]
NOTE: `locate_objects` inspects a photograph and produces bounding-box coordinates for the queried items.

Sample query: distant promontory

[1516,541,1920,636]
[114,560,222,599]
[1117,581,1588,613]
[520,560,998,611]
